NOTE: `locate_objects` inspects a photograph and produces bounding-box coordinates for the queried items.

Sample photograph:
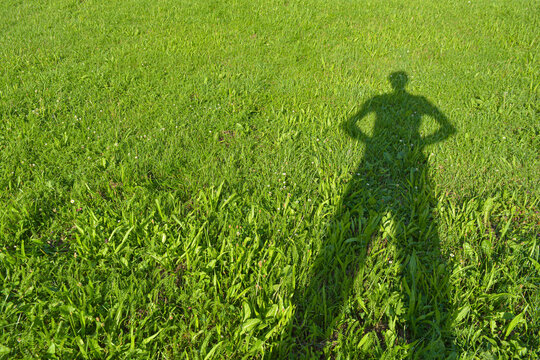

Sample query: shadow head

[389,71,408,91]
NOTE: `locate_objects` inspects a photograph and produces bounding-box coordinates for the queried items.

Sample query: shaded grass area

[0,0,539,358]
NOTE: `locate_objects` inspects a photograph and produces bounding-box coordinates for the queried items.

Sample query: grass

[0,0,539,358]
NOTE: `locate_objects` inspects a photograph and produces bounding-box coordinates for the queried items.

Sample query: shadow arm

[422,102,456,145]
[341,105,371,143]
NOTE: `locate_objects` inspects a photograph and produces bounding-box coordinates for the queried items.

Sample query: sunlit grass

[0,0,538,358]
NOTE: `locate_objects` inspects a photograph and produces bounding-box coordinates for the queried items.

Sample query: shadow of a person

[272,71,457,358]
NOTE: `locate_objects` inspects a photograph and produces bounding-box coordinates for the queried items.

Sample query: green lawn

[0,0,539,358]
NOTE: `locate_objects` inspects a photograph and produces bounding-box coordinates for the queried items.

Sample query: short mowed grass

[1,0,539,358]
